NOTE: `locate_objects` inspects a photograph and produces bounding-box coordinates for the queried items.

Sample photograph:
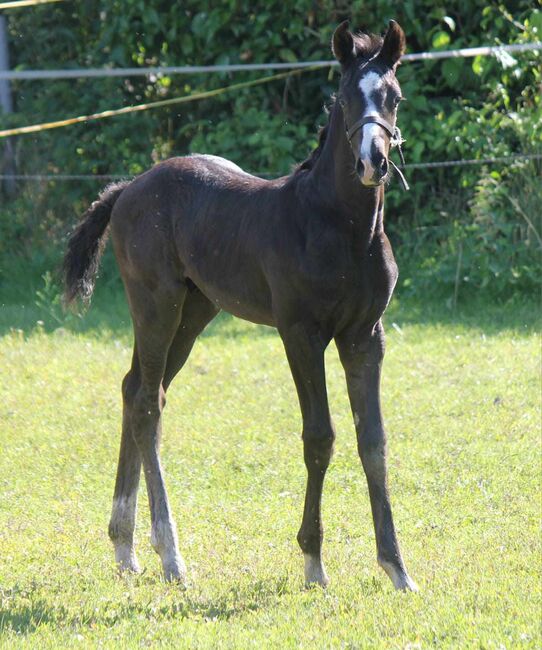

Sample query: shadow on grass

[385,292,541,335]
[0,576,291,635]
[0,284,539,340]
[0,294,276,340]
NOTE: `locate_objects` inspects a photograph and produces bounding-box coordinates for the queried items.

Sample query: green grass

[0,298,540,648]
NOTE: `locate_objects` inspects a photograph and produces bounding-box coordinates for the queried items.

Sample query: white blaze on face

[358,71,386,184]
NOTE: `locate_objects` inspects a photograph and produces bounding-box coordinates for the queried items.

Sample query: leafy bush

[0,1,540,303]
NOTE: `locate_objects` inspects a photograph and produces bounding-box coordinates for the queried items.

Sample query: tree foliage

[1,0,540,301]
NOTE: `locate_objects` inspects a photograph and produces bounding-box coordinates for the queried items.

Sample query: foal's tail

[63,181,130,306]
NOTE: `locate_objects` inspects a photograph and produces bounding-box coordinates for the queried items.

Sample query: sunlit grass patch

[0,301,540,648]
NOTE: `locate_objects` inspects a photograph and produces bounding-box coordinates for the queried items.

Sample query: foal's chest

[306,231,399,331]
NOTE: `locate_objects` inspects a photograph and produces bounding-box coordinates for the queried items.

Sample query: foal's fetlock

[109,519,140,574]
[150,521,187,585]
[109,530,140,573]
[153,540,187,584]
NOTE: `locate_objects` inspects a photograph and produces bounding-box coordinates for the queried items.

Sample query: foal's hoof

[115,546,141,574]
[119,560,142,575]
[378,558,419,592]
[399,575,419,592]
[303,554,330,589]
[163,557,188,587]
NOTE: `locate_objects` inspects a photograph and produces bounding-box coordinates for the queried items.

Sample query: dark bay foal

[64,20,417,591]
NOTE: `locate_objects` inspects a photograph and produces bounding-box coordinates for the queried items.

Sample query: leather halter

[341,106,410,191]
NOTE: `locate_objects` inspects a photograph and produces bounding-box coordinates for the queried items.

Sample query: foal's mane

[292,32,384,177]
[294,112,333,175]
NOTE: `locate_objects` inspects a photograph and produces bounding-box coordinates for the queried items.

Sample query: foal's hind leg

[108,346,143,573]
[121,279,188,582]
[109,281,217,581]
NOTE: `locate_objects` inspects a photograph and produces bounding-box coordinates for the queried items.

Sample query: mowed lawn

[0,301,540,648]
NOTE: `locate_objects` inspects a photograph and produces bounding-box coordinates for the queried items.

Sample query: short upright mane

[352,32,384,62]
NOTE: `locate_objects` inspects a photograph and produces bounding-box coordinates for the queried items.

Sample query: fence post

[0,14,16,197]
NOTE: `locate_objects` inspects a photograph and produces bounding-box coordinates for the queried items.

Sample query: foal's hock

[63,20,417,592]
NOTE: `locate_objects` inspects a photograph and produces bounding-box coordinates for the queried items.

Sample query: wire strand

[1,153,539,181]
[1,42,540,80]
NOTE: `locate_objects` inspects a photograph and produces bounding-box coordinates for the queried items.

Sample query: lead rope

[389,126,410,191]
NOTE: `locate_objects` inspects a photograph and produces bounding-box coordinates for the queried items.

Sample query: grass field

[0,296,540,648]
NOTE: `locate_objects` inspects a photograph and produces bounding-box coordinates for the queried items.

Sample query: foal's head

[332,20,406,187]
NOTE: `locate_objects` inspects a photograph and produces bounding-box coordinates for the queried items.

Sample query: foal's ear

[332,20,355,66]
[379,20,406,68]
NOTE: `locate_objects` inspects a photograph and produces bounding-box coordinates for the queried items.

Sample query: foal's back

[110,154,301,326]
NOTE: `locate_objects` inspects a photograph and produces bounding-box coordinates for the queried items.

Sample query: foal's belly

[181,254,276,327]
[199,281,276,327]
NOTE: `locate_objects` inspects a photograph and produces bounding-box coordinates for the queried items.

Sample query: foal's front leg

[280,322,335,588]
[336,321,418,591]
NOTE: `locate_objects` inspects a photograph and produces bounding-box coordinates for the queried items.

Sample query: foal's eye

[394,96,404,107]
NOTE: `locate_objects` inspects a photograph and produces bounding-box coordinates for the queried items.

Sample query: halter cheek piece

[340,102,410,191]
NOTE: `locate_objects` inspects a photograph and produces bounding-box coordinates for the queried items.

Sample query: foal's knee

[357,427,387,480]
[122,370,140,406]
[131,380,166,414]
[129,385,166,445]
[302,421,336,472]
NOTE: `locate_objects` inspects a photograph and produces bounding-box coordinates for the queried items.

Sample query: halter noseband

[341,105,410,191]
[345,113,396,142]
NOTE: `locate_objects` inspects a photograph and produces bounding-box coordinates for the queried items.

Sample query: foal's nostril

[380,157,388,176]
[356,158,364,177]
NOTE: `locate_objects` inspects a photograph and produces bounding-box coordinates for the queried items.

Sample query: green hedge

[1,1,540,302]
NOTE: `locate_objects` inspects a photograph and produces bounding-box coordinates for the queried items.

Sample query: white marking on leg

[112,494,137,522]
[151,513,187,584]
[303,553,330,588]
[378,557,419,592]
[111,495,140,573]
[114,543,141,573]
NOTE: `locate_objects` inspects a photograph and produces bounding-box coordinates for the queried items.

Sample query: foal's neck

[308,102,384,237]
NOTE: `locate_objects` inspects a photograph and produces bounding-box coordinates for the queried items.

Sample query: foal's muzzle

[356,152,389,186]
